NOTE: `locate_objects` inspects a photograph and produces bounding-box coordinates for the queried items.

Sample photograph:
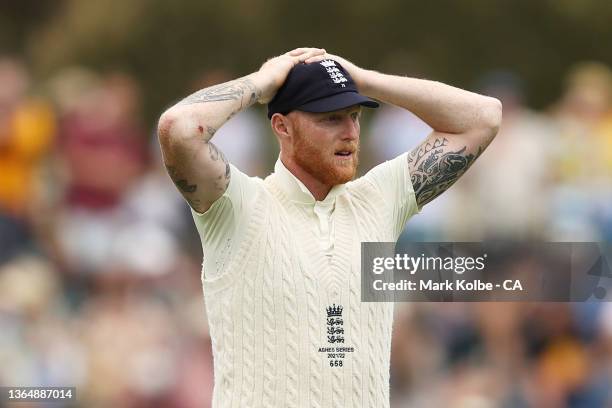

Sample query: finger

[298,49,326,63]
[287,48,312,56]
[304,57,322,64]
[277,53,302,64]
[303,52,329,64]
[304,53,329,64]
[305,48,326,57]
[288,47,325,57]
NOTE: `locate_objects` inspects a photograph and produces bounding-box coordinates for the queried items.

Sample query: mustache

[334,143,360,152]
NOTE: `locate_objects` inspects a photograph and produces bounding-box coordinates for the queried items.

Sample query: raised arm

[318,54,502,209]
[157,47,326,213]
[362,74,502,208]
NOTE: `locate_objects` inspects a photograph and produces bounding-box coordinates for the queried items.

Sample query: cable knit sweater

[192,154,418,408]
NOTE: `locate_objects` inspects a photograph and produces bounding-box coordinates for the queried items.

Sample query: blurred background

[1,0,611,406]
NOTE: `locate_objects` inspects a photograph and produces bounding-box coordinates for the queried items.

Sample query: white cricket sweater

[192,154,419,408]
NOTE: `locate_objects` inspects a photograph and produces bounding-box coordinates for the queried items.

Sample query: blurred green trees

[2,0,611,124]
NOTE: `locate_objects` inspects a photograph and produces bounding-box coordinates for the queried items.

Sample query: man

[158,47,501,408]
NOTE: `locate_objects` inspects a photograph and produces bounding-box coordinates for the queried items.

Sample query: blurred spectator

[58,72,147,211]
[120,136,199,266]
[49,71,156,274]
[366,104,432,164]
[47,68,193,276]
[447,71,557,240]
[0,56,55,262]
[548,61,612,241]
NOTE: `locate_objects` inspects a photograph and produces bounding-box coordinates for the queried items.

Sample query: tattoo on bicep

[184,196,202,211]
[164,141,231,211]
[226,108,240,122]
[207,142,231,191]
[208,142,224,161]
[166,165,197,193]
[408,137,483,207]
[178,78,261,107]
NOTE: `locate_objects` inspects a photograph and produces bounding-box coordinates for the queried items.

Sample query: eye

[350,111,360,121]
[326,115,341,122]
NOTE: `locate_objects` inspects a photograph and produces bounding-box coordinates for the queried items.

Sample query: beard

[292,129,360,186]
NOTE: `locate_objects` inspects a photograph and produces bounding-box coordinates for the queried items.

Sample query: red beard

[293,130,360,186]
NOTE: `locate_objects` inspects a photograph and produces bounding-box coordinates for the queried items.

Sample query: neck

[280,154,332,201]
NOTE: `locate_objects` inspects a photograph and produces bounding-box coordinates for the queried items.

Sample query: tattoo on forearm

[178,78,259,144]
[179,78,261,108]
[408,137,482,207]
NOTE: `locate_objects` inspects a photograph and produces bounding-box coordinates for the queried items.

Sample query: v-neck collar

[265,164,355,296]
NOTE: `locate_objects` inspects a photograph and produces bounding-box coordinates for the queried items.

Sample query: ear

[270,113,293,142]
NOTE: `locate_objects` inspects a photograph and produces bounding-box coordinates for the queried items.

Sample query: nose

[340,115,359,141]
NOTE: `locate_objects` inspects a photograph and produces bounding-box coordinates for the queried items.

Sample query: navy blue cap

[267,59,379,119]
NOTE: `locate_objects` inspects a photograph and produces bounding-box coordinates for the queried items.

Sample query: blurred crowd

[0,55,611,407]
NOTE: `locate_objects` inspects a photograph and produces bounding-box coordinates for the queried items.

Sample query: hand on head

[255,47,366,105]
[256,47,327,103]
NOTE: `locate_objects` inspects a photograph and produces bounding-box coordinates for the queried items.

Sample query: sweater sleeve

[191,164,261,279]
[359,152,420,240]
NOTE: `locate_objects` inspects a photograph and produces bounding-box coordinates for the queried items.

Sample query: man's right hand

[254,47,327,104]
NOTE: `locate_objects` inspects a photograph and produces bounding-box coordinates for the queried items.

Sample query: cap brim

[296,91,379,113]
